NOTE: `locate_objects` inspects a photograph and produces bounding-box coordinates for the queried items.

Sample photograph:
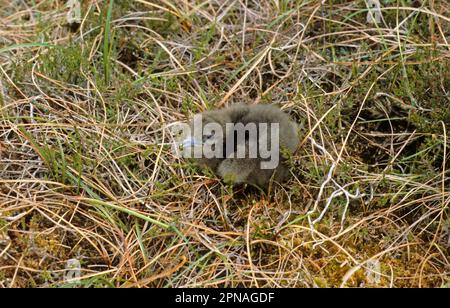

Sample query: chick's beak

[181,136,201,148]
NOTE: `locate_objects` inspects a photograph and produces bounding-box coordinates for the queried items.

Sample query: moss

[39,45,88,84]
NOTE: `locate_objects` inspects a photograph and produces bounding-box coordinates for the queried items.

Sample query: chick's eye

[203,131,216,142]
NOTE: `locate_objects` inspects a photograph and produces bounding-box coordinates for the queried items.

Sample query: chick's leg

[217,157,258,184]
[217,142,259,184]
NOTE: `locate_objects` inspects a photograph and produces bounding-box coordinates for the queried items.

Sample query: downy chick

[183,104,299,188]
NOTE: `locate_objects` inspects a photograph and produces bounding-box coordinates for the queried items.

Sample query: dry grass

[0,0,449,287]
